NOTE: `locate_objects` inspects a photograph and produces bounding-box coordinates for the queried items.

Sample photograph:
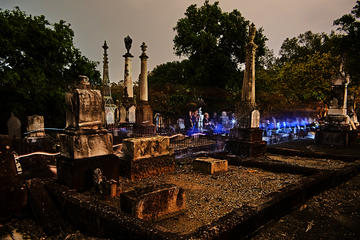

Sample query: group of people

[184,109,237,134]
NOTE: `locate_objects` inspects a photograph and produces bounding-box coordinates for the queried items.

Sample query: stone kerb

[122,136,170,160]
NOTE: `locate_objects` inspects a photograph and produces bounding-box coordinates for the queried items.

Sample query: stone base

[0,178,27,221]
[193,157,228,174]
[120,184,186,220]
[118,154,175,180]
[230,128,263,142]
[57,155,121,191]
[227,140,266,157]
[136,101,153,125]
[315,129,357,146]
[59,129,113,159]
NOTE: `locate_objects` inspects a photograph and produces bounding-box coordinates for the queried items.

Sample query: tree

[334,0,360,86]
[0,7,101,132]
[173,0,267,89]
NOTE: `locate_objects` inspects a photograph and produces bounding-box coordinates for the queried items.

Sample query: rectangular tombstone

[250,110,260,128]
[193,157,228,174]
[120,184,186,220]
[59,131,113,159]
[27,115,45,137]
[65,89,104,130]
[122,136,170,160]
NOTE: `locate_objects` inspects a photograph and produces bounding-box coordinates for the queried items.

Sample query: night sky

[0,0,355,82]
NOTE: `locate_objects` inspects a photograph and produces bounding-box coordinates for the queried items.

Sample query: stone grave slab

[120,184,186,220]
[193,157,228,174]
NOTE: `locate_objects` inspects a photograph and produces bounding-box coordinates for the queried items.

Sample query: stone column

[241,23,257,105]
[102,41,111,97]
[139,42,149,102]
[123,35,133,99]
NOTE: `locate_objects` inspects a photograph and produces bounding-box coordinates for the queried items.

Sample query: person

[203,112,212,132]
[192,110,199,131]
[185,110,193,130]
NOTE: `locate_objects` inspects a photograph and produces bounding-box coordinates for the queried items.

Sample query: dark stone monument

[315,66,358,146]
[57,75,119,191]
[228,24,266,157]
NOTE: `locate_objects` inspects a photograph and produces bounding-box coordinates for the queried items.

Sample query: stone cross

[241,23,258,105]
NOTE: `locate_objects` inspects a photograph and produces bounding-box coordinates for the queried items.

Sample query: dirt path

[250,173,360,240]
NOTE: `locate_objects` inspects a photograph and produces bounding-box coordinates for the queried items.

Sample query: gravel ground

[266,154,350,170]
[250,173,360,240]
[113,158,303,235]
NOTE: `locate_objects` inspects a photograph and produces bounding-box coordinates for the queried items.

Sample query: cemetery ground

[1,138,360,239]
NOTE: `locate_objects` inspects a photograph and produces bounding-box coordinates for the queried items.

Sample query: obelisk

[123,35,134,99]
[228,23,266,157]
[102,41,110,95]
[136,42,153,125]
[139,42,148,102]
[241,23,257,105]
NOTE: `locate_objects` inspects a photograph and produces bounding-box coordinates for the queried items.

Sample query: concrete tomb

[119,136,174,180]
[120,184,186,220]
[57,75,118,191]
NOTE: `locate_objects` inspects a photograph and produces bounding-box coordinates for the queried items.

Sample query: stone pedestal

[136,101,153,125]
[58,76,115,191]
[228,128,266,157]
[0,146,27,220]
[119,136,175,180]
[59,129,113,159]
[120,184,186,220]
[57,155,121,192]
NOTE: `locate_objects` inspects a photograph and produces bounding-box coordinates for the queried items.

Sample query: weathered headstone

[120,184,186,220]
[57,75,117,191]
[250,110,260,128]
[27,115,45,137]
[119,136,174,180]
[7,112,21,139]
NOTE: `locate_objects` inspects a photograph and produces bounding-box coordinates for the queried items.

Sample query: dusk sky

[1,0,356,83]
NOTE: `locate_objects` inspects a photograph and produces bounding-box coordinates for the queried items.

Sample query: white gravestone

[251,110,260,128]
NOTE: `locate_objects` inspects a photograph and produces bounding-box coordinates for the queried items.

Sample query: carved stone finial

[124,35,132,54]
[141,42,147,53]
[103,40,108,51]
[249,23,256,43]
[78,75,90,89]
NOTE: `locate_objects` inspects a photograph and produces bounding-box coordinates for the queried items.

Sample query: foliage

[0,7,101,131]
[173,0,267,89]
[334,0,360,87]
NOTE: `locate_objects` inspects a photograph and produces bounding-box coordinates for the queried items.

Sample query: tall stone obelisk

[136,42,153,125]
[102,41,116,125]
[102,41,110,96]
[123,35,134,99]
[139,42,148,102]
[228,23,266,157]
[122,35,136,123]
[241,23,257,106]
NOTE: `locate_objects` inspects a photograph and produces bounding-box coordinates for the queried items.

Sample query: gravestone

[7,112,21,139]
[57,75,118,191]
[0,145,27,220]
[315,67,357,146]
[119,136,174,180]
[27,115,45,137]
[128,105,136,123]
[228,24,266,157]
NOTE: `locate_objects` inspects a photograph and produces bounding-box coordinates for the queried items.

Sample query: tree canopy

[0,7,101,132]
